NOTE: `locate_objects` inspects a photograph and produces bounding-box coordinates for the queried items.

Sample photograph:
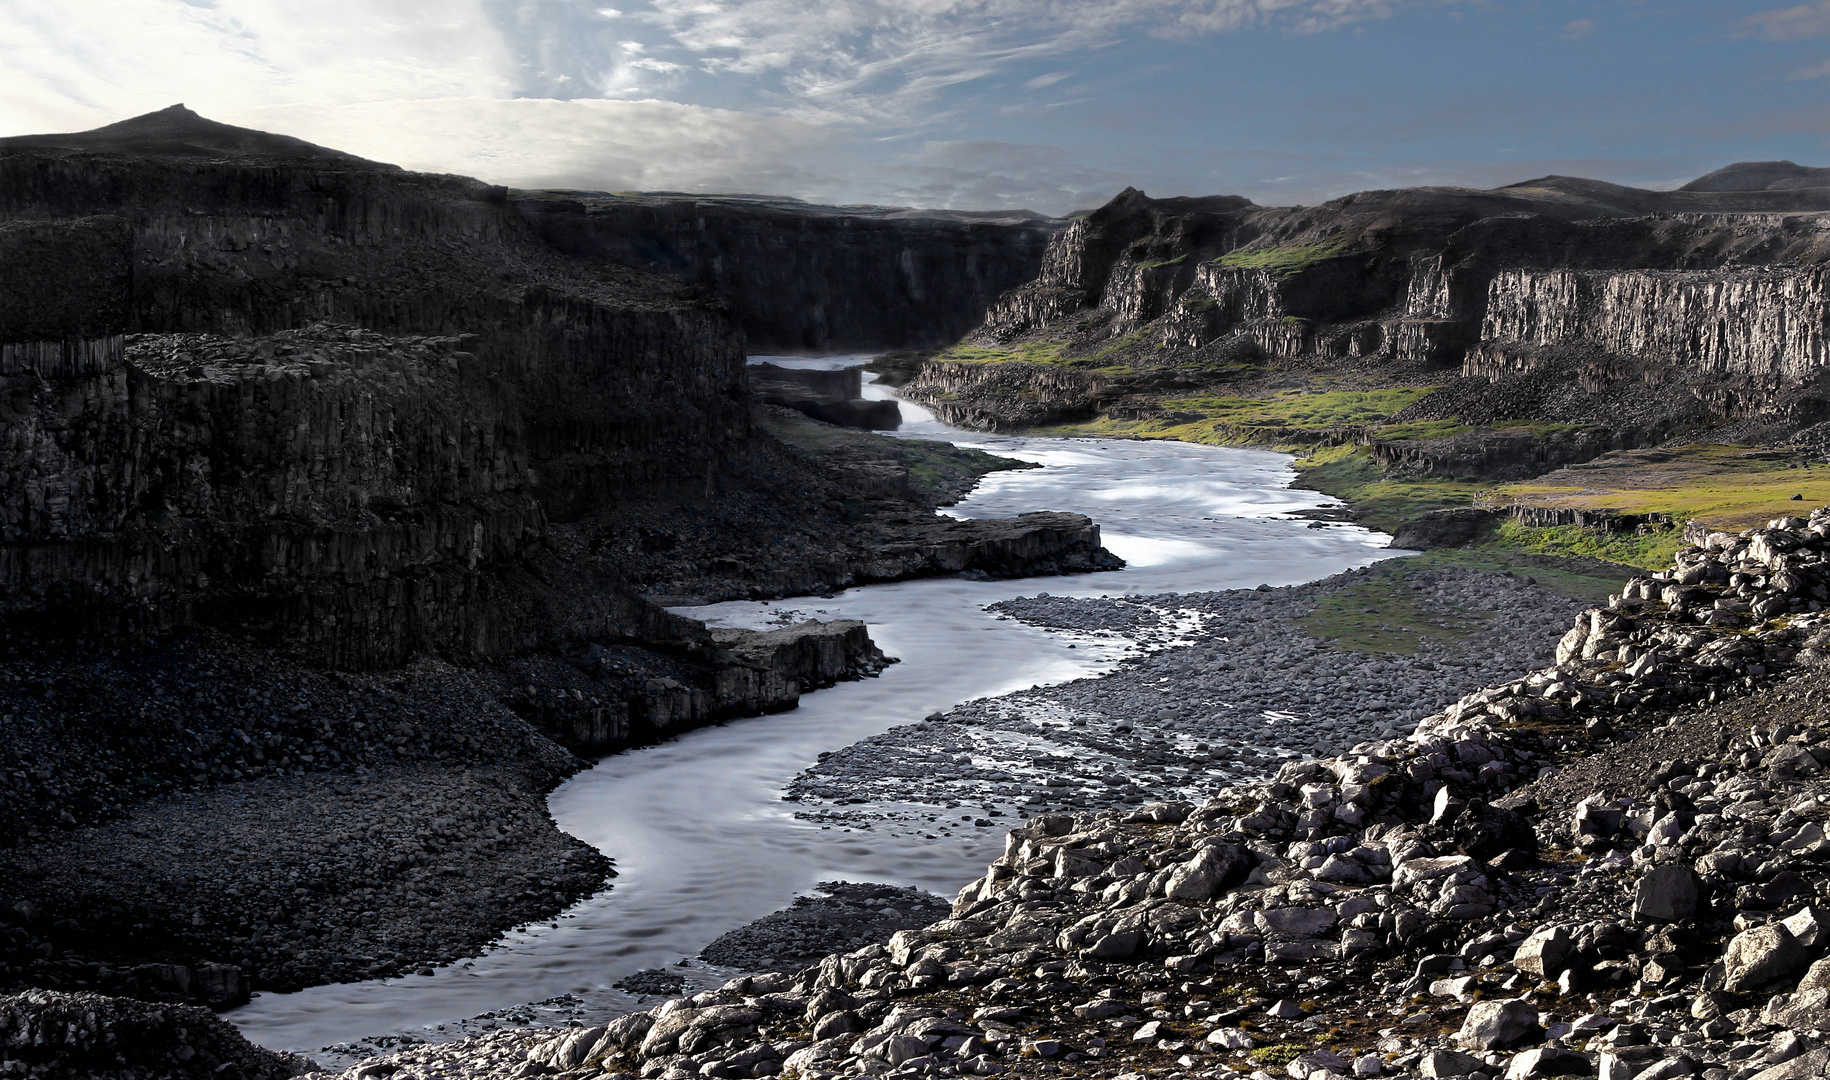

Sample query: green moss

[1248,1045,1311,1067]
[1135,253,1189,270]
[1214,241,1348,278]
[1492,443,1830,530]
[1180,296,1219,314]
[1491,520,1685,572]
[1289,445,1489,535]
[932,340,1131,374]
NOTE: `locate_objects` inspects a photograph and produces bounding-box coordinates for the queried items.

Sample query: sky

[4,1,1830,215]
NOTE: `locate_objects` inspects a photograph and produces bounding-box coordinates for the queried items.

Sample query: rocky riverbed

[782,565,1586,842]
[239,509,1830,1080]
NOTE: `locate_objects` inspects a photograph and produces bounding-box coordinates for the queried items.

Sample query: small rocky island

[10,106,1830,1080]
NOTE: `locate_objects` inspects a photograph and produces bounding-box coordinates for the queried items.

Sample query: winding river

[228,359,1399,1059]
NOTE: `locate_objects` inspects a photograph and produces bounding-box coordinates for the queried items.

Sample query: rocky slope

[515,193,1063,353]
[903,172,1830,477]
[301,508,1830,1080]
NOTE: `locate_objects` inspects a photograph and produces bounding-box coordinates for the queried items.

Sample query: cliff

[912,177,1830,474]
[0,106,1117,763]
[514,192,1064,352]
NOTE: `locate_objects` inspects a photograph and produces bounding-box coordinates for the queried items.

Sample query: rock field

[255,508,1830,1080]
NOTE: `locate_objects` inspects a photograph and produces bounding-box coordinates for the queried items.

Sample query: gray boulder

[1631,865,1700,924]
[1507,1047,1596,1080]
[1458,998,1541,1051]
[1514,926,1574,980]
[1419,1050,1485,1079]
[1722,922,1808,993]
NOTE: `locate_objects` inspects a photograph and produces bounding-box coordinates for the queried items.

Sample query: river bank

[289,508,1830,1080]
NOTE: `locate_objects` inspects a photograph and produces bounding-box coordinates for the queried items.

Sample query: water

[227,360,1398,1057]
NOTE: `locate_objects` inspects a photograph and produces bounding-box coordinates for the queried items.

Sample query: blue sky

[3,0,1829,213]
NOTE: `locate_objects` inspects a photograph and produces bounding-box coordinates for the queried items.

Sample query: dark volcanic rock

[514,191,1064,352]
[697,882,954,973]
[1388,508,1500,549]
[0,988,307,1078]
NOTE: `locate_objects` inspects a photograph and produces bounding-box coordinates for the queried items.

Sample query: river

[227,358,1399,1059]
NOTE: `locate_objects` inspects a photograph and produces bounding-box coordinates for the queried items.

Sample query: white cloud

[225,96,840,194]
[1738,0,1830,40]
[645,0,1415,123]
[1562,18,1594,39]
[0,0,514,136]
[1792,56,1830,78]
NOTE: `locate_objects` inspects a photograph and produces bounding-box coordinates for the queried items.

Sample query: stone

[1420,1050,1486,1078]
[1288,1050,1350,1079]
[1458,999,1541,1051]
[1268,999,1308,1019]
[1209,1028,1256,1049]
[1165,844,1251,900]
[1721,922,1808,993]
[1513,926,1574,980]
[1507,1047,1596,1080]
[1631,865,1700,924]
[1746,1048,1830,1080]
[1255,907,1340,938]
[1131,1020,1162,1042]
[1781,905,1828,948]
[1796,956,1830,992]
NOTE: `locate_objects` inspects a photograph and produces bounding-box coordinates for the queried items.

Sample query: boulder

[1747,1048,1830,1080]
[1458,998,1541,1051]
[1419,1049,1486,1078]
[1631,865,1700,924]
[1514,926,1574,980]
[1722,922,1808,993]
[1507,1047,1596,1080]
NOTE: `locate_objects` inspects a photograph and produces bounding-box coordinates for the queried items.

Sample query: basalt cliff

[904,164,1830,494]
[516,192,1063,353]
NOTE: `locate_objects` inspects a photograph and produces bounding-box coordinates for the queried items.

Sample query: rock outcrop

[515,192,1064,352]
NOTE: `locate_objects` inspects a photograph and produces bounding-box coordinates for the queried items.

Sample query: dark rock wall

[0,147,756,670]
[514,194,1064,352]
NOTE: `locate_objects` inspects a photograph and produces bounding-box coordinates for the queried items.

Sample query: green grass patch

[1135,253,1189,270]
[1153,387,1436,430]
[1291,445,1488,535]
[932,340,1130,373]
[1490,520,1685,572]
[1248,1045,1312,1067]
[1214,241,1348,278]
[1492,443,1830,530]
[1299,565,1489,655]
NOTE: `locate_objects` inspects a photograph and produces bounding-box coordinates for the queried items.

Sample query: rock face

[912,175,1830,459]
[515,192,1064,352]
[0,108,753,672]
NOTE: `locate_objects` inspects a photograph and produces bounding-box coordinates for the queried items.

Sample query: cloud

[227,96,841,193]
[1562,18,1594,39]
[644,0,1419,123]
[1793,56,1830,78]
[1737,0,1830,40]
[0,0,514,136]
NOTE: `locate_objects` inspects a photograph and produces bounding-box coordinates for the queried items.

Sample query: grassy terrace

[929,341,1132,373]
[1490,444,1830,529]
[1213,241,1349,278]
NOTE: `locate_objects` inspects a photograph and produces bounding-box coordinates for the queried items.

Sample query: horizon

[5,2,1830,216]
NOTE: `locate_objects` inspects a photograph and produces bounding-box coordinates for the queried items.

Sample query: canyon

[11,102,1830,1080]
